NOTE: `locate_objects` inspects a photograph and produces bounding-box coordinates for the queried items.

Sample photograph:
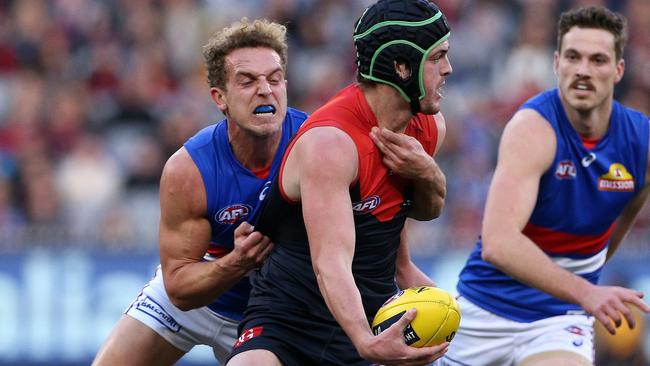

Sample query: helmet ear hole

[394,57,412,81]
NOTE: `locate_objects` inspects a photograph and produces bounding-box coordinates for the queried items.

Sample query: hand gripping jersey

[457,88,649,322]
[183,107,307,321]
[249,84,438,323]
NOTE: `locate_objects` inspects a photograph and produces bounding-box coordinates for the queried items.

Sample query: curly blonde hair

[203,18,288,89]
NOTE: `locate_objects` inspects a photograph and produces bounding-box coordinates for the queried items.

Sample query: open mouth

[572,80,594,92]
[436,83,445,98]
[253,105,276,115]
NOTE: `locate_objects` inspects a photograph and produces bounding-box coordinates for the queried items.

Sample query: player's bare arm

[482,109,650,334]
[369,113,446,221]
[289,127,445,365]
[607,126,650,260]
[396,219,436,289]
[160,148,272,310]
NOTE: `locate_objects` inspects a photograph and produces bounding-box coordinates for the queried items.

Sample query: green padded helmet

[354,0,451,114]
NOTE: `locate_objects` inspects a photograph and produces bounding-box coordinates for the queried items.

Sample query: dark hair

[557,6,627,60]
[203,18,288,89]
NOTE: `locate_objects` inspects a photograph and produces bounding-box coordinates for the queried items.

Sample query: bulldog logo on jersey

[555,160,577,180]
[216,204,252,224]
[352,195,380,215]
[598,163,634,192]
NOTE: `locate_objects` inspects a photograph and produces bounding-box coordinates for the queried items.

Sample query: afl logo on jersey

[216,204,252,224]
[352,195,380,215]
[555,160,577,180]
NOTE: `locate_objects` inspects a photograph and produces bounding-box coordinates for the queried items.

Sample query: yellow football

[371,286,461,347]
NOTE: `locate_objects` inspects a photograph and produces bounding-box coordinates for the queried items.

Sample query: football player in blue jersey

[443,6,650,366]
[92,18,307,366]
[93,17,435,366]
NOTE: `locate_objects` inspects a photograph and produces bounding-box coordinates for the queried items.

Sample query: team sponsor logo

[135,296,181,332]
[598,163,634,192]
[234,326,264,348]
[352,195,380,215]
[555,160,577,180]
[215,204,252,224]
[259,181,272,201]
[372,312,421,346]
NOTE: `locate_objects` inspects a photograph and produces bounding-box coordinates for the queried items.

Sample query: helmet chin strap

[409,98,421,115]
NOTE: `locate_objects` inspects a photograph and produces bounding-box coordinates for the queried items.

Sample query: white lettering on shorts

[135,296,182,333]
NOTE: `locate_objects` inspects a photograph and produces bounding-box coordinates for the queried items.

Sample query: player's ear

[614,58,625,83]
[553,51,560,76]
[394,57,412,81]
[211,87,227,113]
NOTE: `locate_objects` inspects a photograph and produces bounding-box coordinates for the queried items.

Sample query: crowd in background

[0,0,649,256]
[0,0,648,364]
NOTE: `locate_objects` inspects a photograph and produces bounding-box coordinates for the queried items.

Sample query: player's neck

[229,130,281,171]
[362,84,412,133]
[562,97,613,140]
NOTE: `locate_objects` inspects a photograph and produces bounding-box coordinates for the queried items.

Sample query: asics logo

[259,181,272,201]
[581,153,596,167]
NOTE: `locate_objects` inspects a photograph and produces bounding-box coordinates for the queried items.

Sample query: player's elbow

[429,197,444,219]
[163,272,200,311]
[164,284,193,311]
[427,185,446,219]
[168,289,206,311]
[480,231,505,265]
[410,198,444,221]
[171,299,195,312]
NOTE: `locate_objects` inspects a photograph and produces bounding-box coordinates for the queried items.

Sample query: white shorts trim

[440,297,594,366]
[125,267,239,362]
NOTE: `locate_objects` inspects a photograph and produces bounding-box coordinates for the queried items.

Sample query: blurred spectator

[491,1,556,104]
[46,81,89,156]
[55,133,123,240]
[0,171,23,245]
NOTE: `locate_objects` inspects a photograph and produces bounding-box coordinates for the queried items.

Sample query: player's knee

[518,351,592,366]
[93,315,186,366]
[227,349,283,366]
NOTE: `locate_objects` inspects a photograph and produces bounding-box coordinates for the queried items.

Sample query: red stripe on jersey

[207,245,229,258]
[523,222,614,255]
